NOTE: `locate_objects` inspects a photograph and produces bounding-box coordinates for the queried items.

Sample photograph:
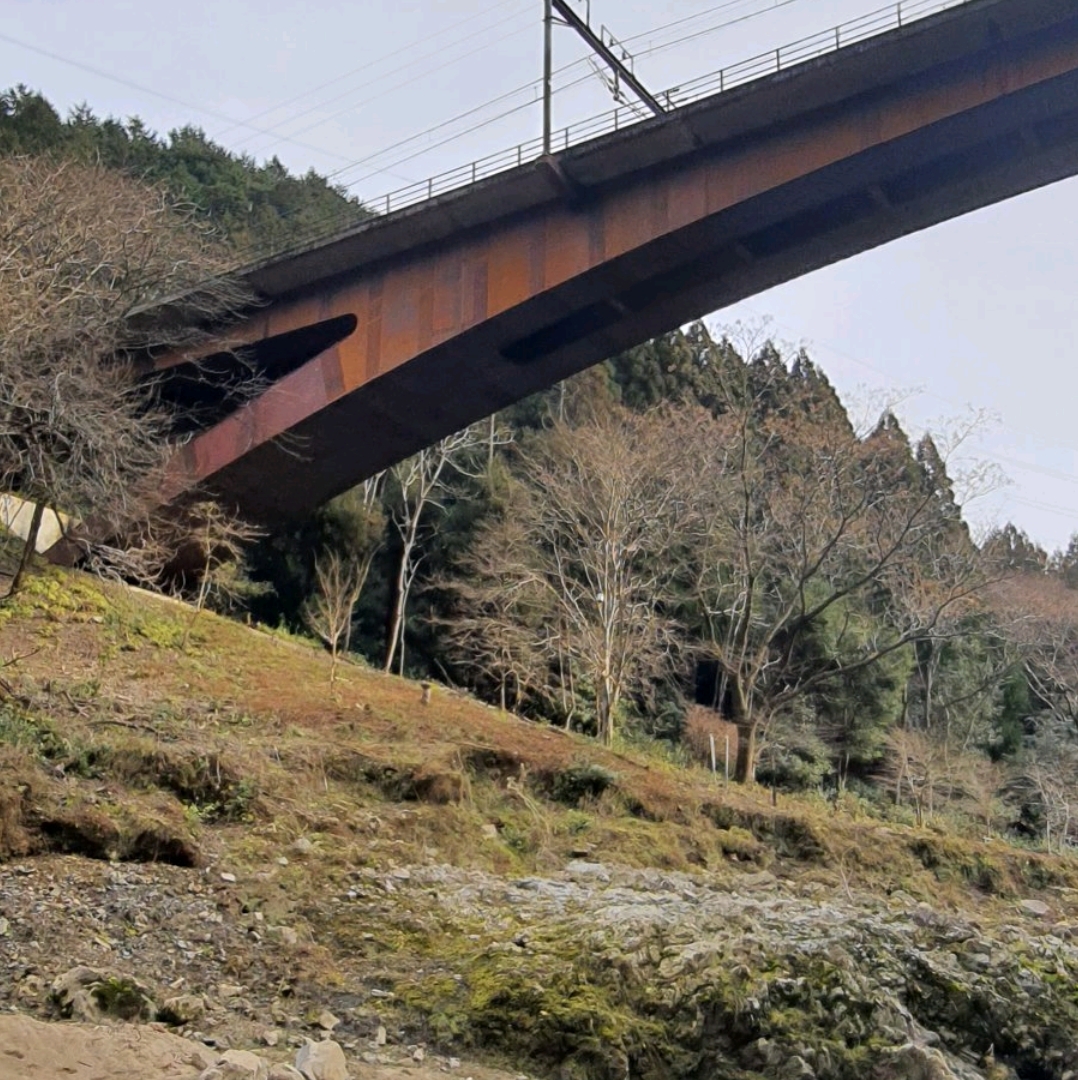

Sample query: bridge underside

[165,0,1078,521]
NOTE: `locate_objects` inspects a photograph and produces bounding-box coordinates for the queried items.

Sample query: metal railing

[264,0,975,258]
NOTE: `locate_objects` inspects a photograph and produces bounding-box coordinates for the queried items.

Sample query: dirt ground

[0,1014,523,1080]
[0,1014,204,1079]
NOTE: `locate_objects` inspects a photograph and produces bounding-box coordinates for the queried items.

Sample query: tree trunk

[734,720,758,784]
[598,680,613,746]
[6,500,45,599]
[923,654,933,731]
[384,546,408,673]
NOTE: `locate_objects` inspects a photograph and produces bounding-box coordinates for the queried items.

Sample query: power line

[0,30,364,166]
[316,0,807,190]
[318,53,610,185]
[326,64,617,196]
[992,455,1078,488]
[5,0,813,224]
[729,304,1078,534]
[236,67,608,256]
[211,0,529,142]
[634,0,806,63]
[238,0,919,254]
[622,0,803,53]
[251,0,846,262]
[226,5,536,157]
[272,48,600,200]
[324,67,593,187]
[1004,494,1078,521]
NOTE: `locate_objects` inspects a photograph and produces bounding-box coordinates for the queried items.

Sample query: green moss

[703,803,827,862]
[131,614,186,649]
[549,762,618,806]
[563,810,591,837]
[714,826,771,865]
[92,975,155,1021]
[0,569,112,624]
[907,836,1019,896]
[397,927,664,1078]
[0,702,97,773]
[98,740,260,822]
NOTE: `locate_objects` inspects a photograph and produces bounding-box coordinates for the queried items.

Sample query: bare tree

[450,407,692,744]
[684,362,989,784]
[0,156,246,594]
[177,501,262,648]
[962,754,1007,831]
[1004,723,1078,852]
[990,573,1078,731]
[881,728,966,827]
[303,550,367,683]
[383,424,499,676]
[442,511,548,711]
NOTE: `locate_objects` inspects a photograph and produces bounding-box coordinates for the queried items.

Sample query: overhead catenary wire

[242,0,857,258]
[621,0,805,57]
[1002,495,1078,522]
[211,0,530,142]
[731,303,1078,538]
[223,4,536,157]
[250,94,556,256]
[248,0,995,262]
[309,0,809,190]
[3,0,809,210]
[0,0,535,170]
[235,71,585,253]
[264,63,610,254]
[0,30,364,166]
[244,60,613,253]
[223,0,780,161]
[323,65,601,187]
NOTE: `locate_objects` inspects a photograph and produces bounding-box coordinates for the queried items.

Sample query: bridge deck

[163,0,1078,520]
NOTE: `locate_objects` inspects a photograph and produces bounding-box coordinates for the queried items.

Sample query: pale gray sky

[5,0,1078,549]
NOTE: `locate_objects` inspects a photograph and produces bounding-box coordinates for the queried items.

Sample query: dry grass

[0,565,1074,918]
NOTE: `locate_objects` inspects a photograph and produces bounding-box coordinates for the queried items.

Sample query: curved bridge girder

[162,0,1078,521]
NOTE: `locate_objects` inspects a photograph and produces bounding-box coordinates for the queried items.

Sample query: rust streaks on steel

[255,0,972,260]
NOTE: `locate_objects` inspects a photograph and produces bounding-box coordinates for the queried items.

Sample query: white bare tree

[384,423,505,675]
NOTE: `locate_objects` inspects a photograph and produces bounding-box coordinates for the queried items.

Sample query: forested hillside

[249,320,1078,837]
[0,85,368,253]
[6,88,1078,852]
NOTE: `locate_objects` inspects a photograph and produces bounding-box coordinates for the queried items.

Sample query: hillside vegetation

[5,88,1078,1079]
[0,85,369,254]
[6,89,1078,842]
[0,571,1077,1080]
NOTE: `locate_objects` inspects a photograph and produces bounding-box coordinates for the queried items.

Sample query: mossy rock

[51,967,156,1022]
[908,835,1017,896]
[714,826,772,865]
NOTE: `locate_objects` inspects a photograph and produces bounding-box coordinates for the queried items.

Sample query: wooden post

[709,733,717,778]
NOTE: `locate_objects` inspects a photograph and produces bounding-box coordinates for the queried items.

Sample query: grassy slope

[1,567,1076,1076]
